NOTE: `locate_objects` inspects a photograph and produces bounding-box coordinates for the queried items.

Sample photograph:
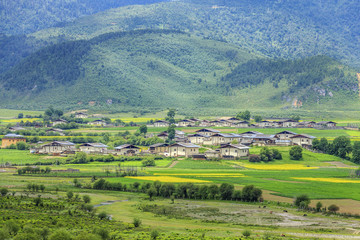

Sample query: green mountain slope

[0,0,168,35]
[0,30,358,112]
[27,0,360,69]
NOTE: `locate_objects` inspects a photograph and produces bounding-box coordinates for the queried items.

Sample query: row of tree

[90,179,263,202]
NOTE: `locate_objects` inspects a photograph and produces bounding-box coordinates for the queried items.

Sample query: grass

[0,149,59,164]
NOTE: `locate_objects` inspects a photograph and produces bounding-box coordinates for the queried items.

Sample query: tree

[291,115,300,122]
[166,109,176,124]
[0,188,8,196]
[254,115,262,122]
[83,195,91,203]
[271,149,282,160]
[219,183,234,200]
[139,125,147,136]
[93,228,109,240]
[133,217,142,227]
[167,124,176,142]
[48,229,72,240]
[316,201,323,212]
[74,152,88,164]
[289,145,303,160]
[332,136,352,158]
[319,137,329,152]
[147,186,157,200]
[16,142,26,150]
[352,142,360,164]
[66,191,73,200]
[242,185,262,202]
[328,204,339,213]
[98,212,109,220]
[236,110,250,121]
[5,220,20,236]
[75,233,102,240]
[260,147,272,162]
[18,113,23,119]
[294,194,310,208]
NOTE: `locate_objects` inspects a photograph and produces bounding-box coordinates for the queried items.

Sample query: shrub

[316,202,323,212]
[0,188,9,196]
[98,212,109,220]
[328,204,340,213]
[16,141,27,150]
[271,149,282,160]
[294,194,310,208]
[150,230,159,240]
[142,158,155,167]
[48,229,72,240]
[83,195,91,203]
[249,154,261,162]
[66,191,73,200]
[242,230,251,237]
[290,145,303,160]
[133,217,142,227]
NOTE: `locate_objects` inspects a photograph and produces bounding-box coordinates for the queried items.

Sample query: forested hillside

[0,0,168,34]
[26,0,360,69]
[0,30,357,112]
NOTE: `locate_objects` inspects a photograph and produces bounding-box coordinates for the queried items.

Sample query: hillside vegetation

[0,30,357,112]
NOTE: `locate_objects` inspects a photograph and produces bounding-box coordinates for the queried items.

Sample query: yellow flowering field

[241,164,319,170]
[154,173,245,177]
[126,176,210,183]
[111,117,154,123]
[292,177,360,183]
[1,118,40,123]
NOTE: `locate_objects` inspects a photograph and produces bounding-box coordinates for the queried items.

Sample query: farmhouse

[75,112,88,118]
[188,133,210,145]
[157,130,186,141]
[88,120,106,126]
[178,119,194,127]
[219,144,250,158]
[198,120,211,127]
[79,143,108,154]
[316,121,337,128]
[204,150,221,158]
[290,134,316,147]
[277,119,299,128]
[114,144,141,155]
[257,120,273,128]
[9,126,25,132]
[153,120,169,127]
[252,134,276,146]
[195,128,220,136]
[46,128,65,136]
[168,143,200,158]
[299,121,316,128]
[1,134,26,148]
[52,119,68,126]
[149,143,169,154]
[210,133,242,145]
[275,131,297,140]
[232,121,250,128]
[35,141,76,154]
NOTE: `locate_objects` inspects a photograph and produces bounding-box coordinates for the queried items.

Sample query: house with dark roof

[114,144,141,155]
[52,119,68,127]
[169,143,200,157]
[290,134,316,147]
[75,112,88,119]
[187,133,210,145]
[79,143,108,154]
[1,134,26,148]
[195,128,221,136]
[153,120,170,127]
[149,143,169,154]
[219,144,250,158]
[275,131,297,140]
[35,141,75,154]
[316,121,337,128]
[88,120,106,126]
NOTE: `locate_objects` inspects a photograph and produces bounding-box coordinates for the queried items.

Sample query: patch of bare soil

[324,161,356,168]
[310,199,360,215]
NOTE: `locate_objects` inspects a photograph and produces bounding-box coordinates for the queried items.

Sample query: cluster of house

[155,129,316,148]
[151,118,337,129]
[1,127,316,160]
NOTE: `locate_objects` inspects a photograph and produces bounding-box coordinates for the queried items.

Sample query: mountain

[0,30,357,113]
[0,0,168,35]
[26,0,360,69]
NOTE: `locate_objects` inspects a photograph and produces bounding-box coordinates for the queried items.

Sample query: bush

[249,154,261,162]
[290,145,303,160]
[83,195,91,203]
[66,191,73,200]
[142,158,155,167]
[294,194,310,208]
[133,217,142,227]
[98,212,109,220]
[271,149,282,160]
[242,230,251,237]
[150,230,159,240]
[328,204,340,213]
[0,188,9,196]
[16,141,27,150]
[48,229,72,240]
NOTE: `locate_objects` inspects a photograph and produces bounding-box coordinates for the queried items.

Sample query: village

[0,114,338,160]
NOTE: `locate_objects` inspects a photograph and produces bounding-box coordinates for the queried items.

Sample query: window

[235,150,237,153]
[174,148,176,151]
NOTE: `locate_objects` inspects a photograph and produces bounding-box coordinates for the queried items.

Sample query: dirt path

[168,161,179,168]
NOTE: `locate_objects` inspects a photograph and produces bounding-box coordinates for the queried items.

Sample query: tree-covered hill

[0,0,168,35]
[0,30,358,112]
[26,0,360,69]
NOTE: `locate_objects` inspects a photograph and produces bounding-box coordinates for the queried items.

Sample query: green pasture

[0,149,60,164]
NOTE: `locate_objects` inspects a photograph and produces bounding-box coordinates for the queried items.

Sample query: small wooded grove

[89,179,262,202]
[312,136,359,163]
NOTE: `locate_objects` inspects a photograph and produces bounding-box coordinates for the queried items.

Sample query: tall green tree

[289,145,303,160]
[236,110,250,121]
[332,136,352,158]
[139,125,148,136]
[167,124,176,142]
